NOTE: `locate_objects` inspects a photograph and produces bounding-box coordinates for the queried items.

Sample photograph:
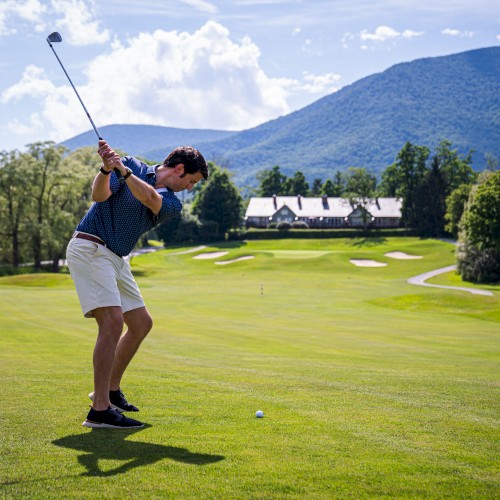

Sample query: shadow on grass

[210,240,248,249]
[52,424,224,477]
[351,237,387,247]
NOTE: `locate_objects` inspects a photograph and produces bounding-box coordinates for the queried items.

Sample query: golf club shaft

[47,41,101,140]
[46,37,121,177]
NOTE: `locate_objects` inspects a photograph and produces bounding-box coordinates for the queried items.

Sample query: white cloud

[1,65,56,102]
[300,72,341,94]
[497,34,500,41]
[341,32,355,48]
[402,29,424,39]
[361,26,400,42]
[0,0,46,36]
[179,0,218,14]
[0,0,109,42]
[0,65,77,140]
[441,28,474,38]
[7,114,44,136]
[52,0,110,45]
[342,25,425,49]
[273,71,341,97]
[3,21,303,142]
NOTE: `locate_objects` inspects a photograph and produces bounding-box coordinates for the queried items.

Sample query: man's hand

[95,140,162,213]
[98,140,126,175]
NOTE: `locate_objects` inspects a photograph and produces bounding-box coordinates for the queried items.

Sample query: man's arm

[95,140,162,214]
[91,166,113,202]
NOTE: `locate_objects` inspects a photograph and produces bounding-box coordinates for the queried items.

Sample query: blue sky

[0,0,498,151]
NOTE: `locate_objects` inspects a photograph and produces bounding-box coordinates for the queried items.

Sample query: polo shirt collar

[147,164,174,192]
[145,165,158,186]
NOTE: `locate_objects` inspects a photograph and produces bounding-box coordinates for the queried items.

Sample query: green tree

[344,167,377,229]
[457,170,500,283]
[420,141,476,236]
[460,171,500,251]
[156,213,201,245]
[47,147,97,271]
[436,140,475,195]
[22,142,97,270]
[257,165,287,196]
[378,163,399,197]
[192,163,243,238]
[282,171,309,196]
[485,153,499,172]
[419,155,447,236]
[311,178,323,196]
[320,171,345,197]
[333,171,346,196]
[0,150,35,267]
[0,144,96,270]
[320,179,336,197]
[445,184,472,238]
[25,142,68,269]
[345,167,376,198]
[391,142,430,229]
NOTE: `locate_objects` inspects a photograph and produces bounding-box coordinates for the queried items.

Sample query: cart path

[407,265,494,296]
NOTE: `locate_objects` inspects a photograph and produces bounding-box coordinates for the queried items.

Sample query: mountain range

[62,46,500,187]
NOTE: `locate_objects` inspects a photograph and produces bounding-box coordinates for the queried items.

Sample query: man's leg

[109,306,153,391]
[92,306,124,411]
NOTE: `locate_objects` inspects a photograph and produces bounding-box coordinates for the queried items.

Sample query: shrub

[456,242,500,284]
[291,221,309,229]
[276,222,292,230]
[242,228,419,240]
[199,220,220,241]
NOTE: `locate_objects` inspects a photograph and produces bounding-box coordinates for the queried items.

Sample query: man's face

[170,165,204,192]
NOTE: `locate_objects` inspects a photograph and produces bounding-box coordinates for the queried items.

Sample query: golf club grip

[98,136,122,178]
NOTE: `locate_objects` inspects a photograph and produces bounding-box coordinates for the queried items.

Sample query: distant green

[1,238,498,498]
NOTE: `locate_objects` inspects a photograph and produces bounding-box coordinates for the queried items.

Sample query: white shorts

[66,237,145,318]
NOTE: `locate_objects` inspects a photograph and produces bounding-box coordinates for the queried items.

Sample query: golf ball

[256,410,264,418]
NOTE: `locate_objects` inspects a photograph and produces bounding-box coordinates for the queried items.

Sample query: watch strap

[99,167,111,175]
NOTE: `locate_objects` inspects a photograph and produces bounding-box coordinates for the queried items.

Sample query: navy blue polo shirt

[76,156,182,256]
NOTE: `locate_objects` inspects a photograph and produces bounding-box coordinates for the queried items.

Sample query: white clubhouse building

[244,195,402,229]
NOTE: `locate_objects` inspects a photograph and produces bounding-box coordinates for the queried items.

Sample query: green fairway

[1,237,498,498]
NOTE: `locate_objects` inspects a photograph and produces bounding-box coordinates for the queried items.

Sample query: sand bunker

[215,256,255,265]
[350,259,387,267]
[385,251,423,259]
[193,251,229,260]
[385,252,422,259]
[170,245,207,255]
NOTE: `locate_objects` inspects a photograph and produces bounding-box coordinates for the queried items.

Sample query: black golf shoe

[88,389,139,412]
[82,407,143,428]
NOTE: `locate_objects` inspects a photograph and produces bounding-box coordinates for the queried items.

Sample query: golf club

[46,31,120,176]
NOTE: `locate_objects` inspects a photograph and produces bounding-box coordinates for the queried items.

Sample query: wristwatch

[99,166,111,175]
[123,167,133,180]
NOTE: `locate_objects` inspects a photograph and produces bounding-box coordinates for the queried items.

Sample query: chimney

[322,195,329,209]
[297,194,302,210]
[272,194,277,209]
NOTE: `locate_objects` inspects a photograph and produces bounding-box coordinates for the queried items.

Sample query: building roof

[245,196,402,218]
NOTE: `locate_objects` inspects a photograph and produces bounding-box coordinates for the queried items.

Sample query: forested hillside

[61,47,500,187]
[62,124,236,158]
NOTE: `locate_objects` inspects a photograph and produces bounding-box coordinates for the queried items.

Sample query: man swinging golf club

[66,141,208,428]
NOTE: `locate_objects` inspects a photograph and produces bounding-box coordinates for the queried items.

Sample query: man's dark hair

[163,146,209,180]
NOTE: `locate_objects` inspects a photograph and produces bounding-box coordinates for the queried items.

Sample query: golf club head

[47,32,62,43]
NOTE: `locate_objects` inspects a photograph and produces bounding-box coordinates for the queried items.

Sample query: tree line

[0,140,498,283]
[254,140,499,283]
[0,143,96,272]
[257,141,480,236]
